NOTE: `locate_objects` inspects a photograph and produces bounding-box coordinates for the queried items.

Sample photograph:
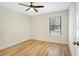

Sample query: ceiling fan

[19,2,44,12]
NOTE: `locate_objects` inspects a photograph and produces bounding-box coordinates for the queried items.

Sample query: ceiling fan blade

[25,8,31,11]
[33,6,44,8]
[19,3,29,7]
[33,8,38,12]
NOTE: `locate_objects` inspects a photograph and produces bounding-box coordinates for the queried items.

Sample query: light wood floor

[0,39,71,56]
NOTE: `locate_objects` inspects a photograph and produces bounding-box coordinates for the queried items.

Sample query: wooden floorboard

[0,39,71,56]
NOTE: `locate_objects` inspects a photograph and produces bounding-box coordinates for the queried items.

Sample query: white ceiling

[0,2,71,16]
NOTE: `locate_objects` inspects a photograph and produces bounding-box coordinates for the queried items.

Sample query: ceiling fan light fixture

[30,8,34,11]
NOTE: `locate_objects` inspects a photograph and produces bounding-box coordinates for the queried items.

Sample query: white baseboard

[33,38,69,45]
[0,38,69,50]
[0,37,31,50]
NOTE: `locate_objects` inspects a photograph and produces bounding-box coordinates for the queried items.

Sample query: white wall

[69,3,76,55]
[0,5,31,49]
[31,10,69,44]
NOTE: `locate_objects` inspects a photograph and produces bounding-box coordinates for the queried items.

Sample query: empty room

[0,2,79,56]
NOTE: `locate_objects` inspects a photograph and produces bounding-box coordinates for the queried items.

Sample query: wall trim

[0,37,31,50]
[0,38,68,50]
[32,39,69,45]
